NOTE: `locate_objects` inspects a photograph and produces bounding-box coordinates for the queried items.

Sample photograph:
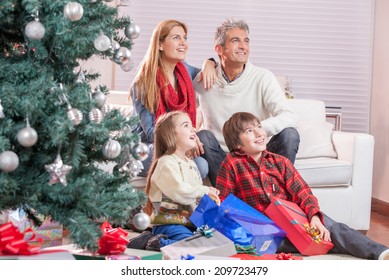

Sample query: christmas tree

[0,0,146,252]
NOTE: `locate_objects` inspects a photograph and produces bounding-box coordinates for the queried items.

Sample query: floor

[366,211,389,247]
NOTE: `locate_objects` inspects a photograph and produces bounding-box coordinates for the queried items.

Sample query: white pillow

[296,121,337,159]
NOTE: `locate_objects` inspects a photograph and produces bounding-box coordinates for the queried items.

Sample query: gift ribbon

[97,221,129,255]
[235,244,258,255]
[181,254,195,260]
[274,200,323,244]
[185,225,215,242]
[0,222,42,255]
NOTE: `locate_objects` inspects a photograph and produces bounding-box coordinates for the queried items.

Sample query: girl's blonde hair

[130,19,188,114]
[143,111,187,215]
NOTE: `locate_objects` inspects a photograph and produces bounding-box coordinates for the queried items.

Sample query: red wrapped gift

[265,197,334,256]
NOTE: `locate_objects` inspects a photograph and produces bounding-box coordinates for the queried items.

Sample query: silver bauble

[64,2,84,22]
[120,59,134,72]
[131,143,149,161]
[25,20,45,40]
[94,33,111,52]
[132,212,151,231]
[101,103,111,116]
[17,126,38,147]
[0,151,19,172]
[113,47,131,65]
[111,40,120,51]
[67,107,83,125]
[102,139,121,159]
[88,108,103,123]
[92,89,107,108]
[129,159,144,177]
[124,22,141,39]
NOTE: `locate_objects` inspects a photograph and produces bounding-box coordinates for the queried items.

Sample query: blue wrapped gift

[190,194,286,255]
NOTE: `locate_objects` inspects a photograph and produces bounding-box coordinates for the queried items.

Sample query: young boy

[216,112,389,260]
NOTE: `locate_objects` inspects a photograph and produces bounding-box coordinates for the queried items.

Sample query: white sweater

[194,62,298,152]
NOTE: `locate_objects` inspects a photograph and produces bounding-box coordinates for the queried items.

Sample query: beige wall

[371,0,389,204]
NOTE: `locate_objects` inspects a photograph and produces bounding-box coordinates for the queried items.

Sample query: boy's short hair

[222,112,261,152]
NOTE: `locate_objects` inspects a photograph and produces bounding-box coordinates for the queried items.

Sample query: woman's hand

[186,135,204,158]
[310,215,331,242]
[197,59,217,90]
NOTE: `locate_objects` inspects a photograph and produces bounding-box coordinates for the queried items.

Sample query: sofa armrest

[332,131,375,229]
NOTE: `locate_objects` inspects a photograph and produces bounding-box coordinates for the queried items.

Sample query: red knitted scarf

[155,62,196,127]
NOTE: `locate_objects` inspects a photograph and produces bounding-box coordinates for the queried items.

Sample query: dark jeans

[276,214,388,259]
[198,128,300,186]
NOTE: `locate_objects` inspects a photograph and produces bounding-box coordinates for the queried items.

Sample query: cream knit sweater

[149,154,210,225]
[195,61,298,152]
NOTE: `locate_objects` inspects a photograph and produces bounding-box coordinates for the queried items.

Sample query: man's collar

[221,64,246,83]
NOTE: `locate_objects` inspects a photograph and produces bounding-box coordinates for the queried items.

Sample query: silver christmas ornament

[92,88,106,108]
[17,125,38,147]
[94,33,111,52]
[102,139,121,159]
[0,99,4,118]
[76,70,86,84]
[67,107,83,125]
[113,47,131,65]
[111,40,120,51]
[129,159,144,177]
[101,103,111,116]
[132,212,151,231]
[88,108,103,123]
[44,154,72,186]
[64,2,84,22]
[25,19,45,40]
[131,143,149,161]
[125,21,141,39]
[120,59,134,72]
[0,151,19,172]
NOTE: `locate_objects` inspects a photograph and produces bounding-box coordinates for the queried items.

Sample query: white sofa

[290,99,374,231]
[105,92,375,231]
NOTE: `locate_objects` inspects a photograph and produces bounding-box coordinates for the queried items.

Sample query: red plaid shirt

[216,150,322,221]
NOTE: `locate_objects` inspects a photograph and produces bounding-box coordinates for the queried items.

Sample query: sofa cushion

[296,121,338,159]
[295,157,352,187]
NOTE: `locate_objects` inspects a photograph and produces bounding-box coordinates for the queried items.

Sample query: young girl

[127,111,220,251]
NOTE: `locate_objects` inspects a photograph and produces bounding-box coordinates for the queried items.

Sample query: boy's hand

[310,215,331,242]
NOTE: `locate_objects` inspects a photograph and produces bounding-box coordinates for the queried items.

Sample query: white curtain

[116,0,374,133]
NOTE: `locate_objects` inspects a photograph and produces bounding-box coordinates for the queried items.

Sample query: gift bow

[0,222,41,255]
[97,221,129,255]
[276,252,295,260]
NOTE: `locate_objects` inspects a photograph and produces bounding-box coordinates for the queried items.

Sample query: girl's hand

[187,135,204,158]
[207,187,221,205]
[197,59,217,90]
[310,215,331,242]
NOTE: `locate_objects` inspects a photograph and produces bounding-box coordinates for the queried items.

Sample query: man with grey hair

[194,18,300,186]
